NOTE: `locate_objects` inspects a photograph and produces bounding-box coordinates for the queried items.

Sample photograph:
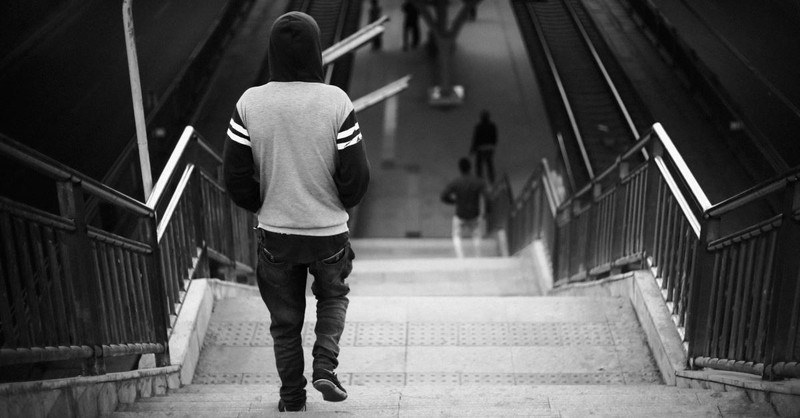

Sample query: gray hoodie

[223,12,370,237]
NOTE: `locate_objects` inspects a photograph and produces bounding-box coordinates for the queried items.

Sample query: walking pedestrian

[402,0,420,51]
[368,0,383,50]
[470,110,498,183]
[441,158,489,258]
[223,11,370,413]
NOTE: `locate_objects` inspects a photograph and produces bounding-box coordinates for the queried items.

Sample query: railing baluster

[0,212,23,346]
[733,240,755,360]
[106,244,128,343]
[116,246,136,344]
[28,223,59,344]
[745,235,767,360]
[90,243,111,345]
[754,230,778,360]
[134,253,155,340]
[720,245,738,358]
[122,250,144,341]
[14,217,46,345]
[725,240,750,359]
[43,227,71,344]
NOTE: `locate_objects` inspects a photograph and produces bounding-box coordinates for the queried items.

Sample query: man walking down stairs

[111,239,779,417]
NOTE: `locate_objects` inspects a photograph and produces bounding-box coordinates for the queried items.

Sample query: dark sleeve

[441,182,456,204]
[222,108,261,213]
[335,110,370,209]
[491,123,498,145]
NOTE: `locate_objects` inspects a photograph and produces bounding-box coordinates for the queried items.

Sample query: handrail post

[764,179,800,380]
[189,166,210,278]
[642,134,664,265]
[57,179,106,375]
[587,182,602,276]
[611,159,629,270]
[570,198,582,279]
[144,211,171,366]
[685,215,720,367]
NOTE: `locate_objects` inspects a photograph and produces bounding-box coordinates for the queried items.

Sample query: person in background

[402,0,420,51]
[223,11,370,413]
[441,158,489,258]
[368,0,383,50]
[470,109,498,184]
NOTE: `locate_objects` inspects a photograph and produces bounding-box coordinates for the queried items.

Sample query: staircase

[109,240,778,417]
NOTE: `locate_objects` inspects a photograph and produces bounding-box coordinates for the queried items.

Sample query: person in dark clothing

[441,158,489,258]
[470,110,498,184]
[368,0,383,50]
[222,12,370,413]
[402,1,420,51]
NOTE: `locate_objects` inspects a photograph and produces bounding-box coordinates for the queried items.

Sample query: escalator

[512,0,652,190]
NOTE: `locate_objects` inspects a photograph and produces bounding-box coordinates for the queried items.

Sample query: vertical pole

[123,0,153,200]
[642,136,664,265]
[144,211,171,367]
[685,215,719,367]
[611,159,629,270]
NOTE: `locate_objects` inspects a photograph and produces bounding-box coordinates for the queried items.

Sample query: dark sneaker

[278,399,306,412]
[312,369,348,402]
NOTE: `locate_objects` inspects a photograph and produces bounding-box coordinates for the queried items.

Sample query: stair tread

[114,384,776,416]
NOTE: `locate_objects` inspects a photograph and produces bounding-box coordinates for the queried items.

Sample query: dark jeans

[403,24,419,50]
[256,235,353,408]
[475,150,495,183]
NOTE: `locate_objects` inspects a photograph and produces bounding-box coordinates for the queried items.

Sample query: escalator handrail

[525,1,595,180]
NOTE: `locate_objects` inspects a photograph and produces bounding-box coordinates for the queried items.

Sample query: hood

[268,12,324,83]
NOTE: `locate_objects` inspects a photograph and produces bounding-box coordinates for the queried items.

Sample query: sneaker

[278,399,306,412]
[312,369,348,402]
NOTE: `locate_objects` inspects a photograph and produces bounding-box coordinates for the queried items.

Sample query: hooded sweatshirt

[223,12,370,240]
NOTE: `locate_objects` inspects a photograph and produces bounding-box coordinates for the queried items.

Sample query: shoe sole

[313,379,348,402]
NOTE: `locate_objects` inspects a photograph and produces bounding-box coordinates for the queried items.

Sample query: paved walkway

[349,0,557,238]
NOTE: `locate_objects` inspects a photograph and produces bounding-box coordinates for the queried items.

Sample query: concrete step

[196,296,661,390]
[351,238,500,259]
[348,257,538,296]
[110,384,777,417]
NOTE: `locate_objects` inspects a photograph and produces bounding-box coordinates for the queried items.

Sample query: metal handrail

[0,133,151,217]
[707,166,800,217]
[562,123,711,213]
[653,155,701,237]
[556,132,577,192]
[652,123,712,211]
[540,158,561,216]
[146,126,221,210]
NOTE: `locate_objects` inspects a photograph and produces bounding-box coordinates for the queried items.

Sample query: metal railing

[688,167,800,379]
[0,133,170,374]
[0,126,256,376]
[504,122,800,379]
